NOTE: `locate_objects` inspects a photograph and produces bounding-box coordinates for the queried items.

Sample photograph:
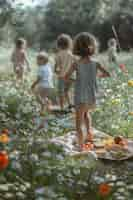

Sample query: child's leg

[84,111,93,142]
[33,86,44,112]
[75,105,86,147]
[64,81,72,107]
[65,91,71,107]
[38,89,53,129]
[59,95,65,110]
[58,79,65,110]
[16,68,24,82]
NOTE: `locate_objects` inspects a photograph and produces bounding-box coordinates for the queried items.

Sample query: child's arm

[97,63,110,78]
[55,61,60,74]
[55,55,62,75]
[64,62,77,80]
[31,78,40,90]
[24,52,31,72]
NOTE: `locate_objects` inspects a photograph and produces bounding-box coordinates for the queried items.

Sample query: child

[11,38,30,81]
[55,34,75,110]
[64,32,110,150]
[108,38,118,63]
[107,38,128,74]
[31,52,54,115]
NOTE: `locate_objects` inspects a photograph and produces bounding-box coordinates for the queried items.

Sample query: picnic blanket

[50,129,133,161]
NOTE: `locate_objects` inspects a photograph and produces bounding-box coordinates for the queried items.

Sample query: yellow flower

[111,98,121,105]
[0,134,10,144]
[103,138,114,146]
[128,112,133,116]
[128,80,133,87]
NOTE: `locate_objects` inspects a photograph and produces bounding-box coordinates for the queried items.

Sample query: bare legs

[59,95,65,110]
[59,91,71,110]
[75,104,93,147]
[84,112,93,141]
[15,67,24,84]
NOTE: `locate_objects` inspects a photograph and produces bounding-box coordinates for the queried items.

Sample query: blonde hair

[37,51,49,63]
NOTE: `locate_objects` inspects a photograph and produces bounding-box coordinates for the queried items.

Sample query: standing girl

[55,34,75,110]
[11,38,30,81]
[65,32,110,150]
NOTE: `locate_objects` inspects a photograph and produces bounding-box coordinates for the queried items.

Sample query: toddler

[55,34,75,110]
[11,38,30,81]
[31,52,54,114]
[108,38,128,74]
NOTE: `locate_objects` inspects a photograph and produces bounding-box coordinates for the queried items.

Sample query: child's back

[11,38,30,80]
[12,48,25,68]
[55,34,74,110]
[56,49,74,77]
[75,59,97,106]
[38,62,53,89]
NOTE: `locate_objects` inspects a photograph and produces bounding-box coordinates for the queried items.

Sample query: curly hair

[57,34,72,50]
[73,32,97,57]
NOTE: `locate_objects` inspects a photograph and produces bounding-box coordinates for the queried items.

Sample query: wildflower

[98,183,111,197]
[0,151,9,170]
[111,98,121,105]
[81,142,94,151]
[103,138,114,147]
[128,80,133,87]
[2,129,9,134]
[0,134,10,144]
[128,112,133,116]
[119,64,128,73]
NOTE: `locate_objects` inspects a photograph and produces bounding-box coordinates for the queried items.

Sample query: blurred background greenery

[1,0,133,50]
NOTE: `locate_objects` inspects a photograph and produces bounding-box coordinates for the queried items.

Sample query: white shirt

[38,63,54,88]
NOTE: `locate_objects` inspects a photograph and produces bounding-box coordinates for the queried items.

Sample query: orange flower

[2,129,9,134]
[0,151,9,170]
[81,142,94,151]
[98,183,111,197]
[0,134,10,144]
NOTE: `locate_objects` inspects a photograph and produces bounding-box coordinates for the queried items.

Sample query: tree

[40,0,123,49]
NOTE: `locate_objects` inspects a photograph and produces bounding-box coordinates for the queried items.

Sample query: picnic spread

[50,129,133,161]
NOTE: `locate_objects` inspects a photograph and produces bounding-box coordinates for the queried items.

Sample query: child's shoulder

[90,57,101,66]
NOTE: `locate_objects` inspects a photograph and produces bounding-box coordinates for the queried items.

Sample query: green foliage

[0,50,132,199]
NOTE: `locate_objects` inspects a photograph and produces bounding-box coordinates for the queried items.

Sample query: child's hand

[63,75,68,81]
[97,72,110,78]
